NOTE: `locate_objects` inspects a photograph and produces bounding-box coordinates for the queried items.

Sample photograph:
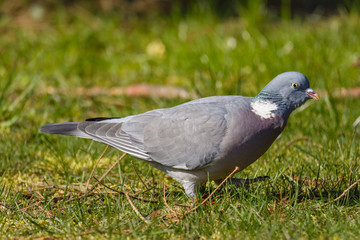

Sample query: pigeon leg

[182,181,200,199]
[215,176,270,189]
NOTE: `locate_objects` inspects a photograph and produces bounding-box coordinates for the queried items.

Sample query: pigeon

[41,71,319,198]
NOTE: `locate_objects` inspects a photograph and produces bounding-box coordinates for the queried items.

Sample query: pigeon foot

[216,176,270,189]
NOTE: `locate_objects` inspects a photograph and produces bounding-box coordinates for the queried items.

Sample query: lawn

[1,2,360,239]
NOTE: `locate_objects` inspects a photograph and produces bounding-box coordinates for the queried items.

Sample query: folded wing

[41,100,232,170]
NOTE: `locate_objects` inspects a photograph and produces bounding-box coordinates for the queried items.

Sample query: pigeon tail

[40,122,91,139]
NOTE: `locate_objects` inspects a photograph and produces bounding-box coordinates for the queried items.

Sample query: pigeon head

[254,72,319,118]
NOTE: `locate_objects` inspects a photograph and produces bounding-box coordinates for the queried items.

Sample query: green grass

[1,4,360,239]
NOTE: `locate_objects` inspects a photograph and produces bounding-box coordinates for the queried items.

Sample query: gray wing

[139,103,229,170]
[87,103,229,170]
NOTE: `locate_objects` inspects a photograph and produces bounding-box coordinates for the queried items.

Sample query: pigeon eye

[291,82,299,88]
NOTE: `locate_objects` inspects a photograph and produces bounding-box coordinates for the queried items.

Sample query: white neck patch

[250,100,278,119]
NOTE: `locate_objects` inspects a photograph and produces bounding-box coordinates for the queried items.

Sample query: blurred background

[1,0,359,120]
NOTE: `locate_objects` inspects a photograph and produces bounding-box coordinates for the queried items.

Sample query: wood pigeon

[41,71,319,198]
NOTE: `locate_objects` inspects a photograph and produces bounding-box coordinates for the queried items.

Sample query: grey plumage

[40,71,319,198]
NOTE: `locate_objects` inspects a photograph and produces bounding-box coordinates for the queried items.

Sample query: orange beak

[305,88,320,100]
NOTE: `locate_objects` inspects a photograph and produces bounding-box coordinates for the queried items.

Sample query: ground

[0,3,360,239]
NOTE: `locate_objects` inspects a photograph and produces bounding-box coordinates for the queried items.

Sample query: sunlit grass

[0,4,360,239]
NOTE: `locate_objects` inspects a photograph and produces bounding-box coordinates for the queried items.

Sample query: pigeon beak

[305,88,320,100]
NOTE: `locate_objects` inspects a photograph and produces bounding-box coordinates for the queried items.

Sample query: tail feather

[40,122,91,139]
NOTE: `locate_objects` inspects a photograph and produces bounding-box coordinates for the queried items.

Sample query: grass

[1,3,360,239]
